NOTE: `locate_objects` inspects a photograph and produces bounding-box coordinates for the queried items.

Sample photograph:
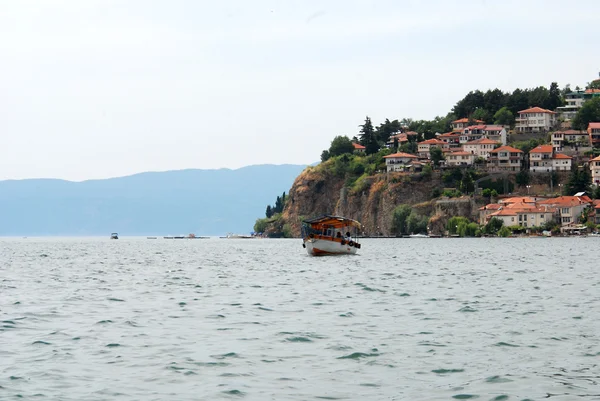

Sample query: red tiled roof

[529,145,554,154]
[585,89,600,94]
[500,197,538,205]
[553,153,572,159]
[479,203,502,211]
[466,125,487,130]
[490,145,523,154]
[352,143,365,149]
[589,155,600,162]
[554,130,587,135]
[484,125,504,131]
[383,152,419,159]
[588,122,600,129]
[464,138,499,145]
[420,139,446,145]
[438,132,459,138]
[453,118,484,124]
[518,107,556,114]
[539,196,592,207]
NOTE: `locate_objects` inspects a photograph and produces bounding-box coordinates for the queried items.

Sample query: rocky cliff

[270,161,481,237]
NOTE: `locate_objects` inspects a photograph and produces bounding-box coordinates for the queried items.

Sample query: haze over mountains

[0,164,308,236]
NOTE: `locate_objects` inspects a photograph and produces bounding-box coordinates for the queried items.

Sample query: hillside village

[257,73,600,237]
[350,75,600,236]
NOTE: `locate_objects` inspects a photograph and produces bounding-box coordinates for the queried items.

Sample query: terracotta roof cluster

[538,195,592,207]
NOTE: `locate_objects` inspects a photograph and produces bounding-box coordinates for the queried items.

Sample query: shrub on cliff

[391,204,412,236]
[351,174,371,194]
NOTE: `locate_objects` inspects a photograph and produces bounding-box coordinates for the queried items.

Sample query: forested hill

[0,164,308,236]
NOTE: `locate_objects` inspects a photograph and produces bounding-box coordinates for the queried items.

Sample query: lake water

[1,237,599,400]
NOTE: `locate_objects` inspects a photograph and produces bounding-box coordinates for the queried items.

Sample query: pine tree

[359,116,379,155]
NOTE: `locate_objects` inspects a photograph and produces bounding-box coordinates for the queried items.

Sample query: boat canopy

[302,215,362,229]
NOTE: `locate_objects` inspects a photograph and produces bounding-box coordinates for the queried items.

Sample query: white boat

[408,233,429,238]
[302,215,362,256]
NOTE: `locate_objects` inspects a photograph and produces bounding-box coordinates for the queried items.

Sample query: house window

[561,208,569,214]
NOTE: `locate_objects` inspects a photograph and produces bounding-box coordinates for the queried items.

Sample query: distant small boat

[147,237,158,239]
[408,233,429,238]
[110,233,119,240]
[223,233,254,239]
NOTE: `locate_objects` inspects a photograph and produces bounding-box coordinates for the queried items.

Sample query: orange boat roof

[303,215,362,229]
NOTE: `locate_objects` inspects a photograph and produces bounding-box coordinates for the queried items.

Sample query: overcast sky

[1,0,599,181]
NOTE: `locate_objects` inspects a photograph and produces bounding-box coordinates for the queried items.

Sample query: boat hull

[303,238,358,256]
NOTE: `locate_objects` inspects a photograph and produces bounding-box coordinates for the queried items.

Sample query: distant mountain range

[0,164,308,236]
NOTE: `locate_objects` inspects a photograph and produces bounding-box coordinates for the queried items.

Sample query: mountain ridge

[0,164,309,236]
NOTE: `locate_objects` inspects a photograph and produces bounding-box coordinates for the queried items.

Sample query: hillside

[0,164,307,236]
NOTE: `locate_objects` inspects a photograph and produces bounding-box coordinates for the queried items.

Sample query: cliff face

[276,165,478,237]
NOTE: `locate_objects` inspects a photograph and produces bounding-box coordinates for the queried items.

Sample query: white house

[487,145,524,171]
[485,203,557,228]
[417,139,446,158]
[383,152,419,172]
[445,151,475,167]
[463,138,499,159]
[590,155,600,186]
[588,122,600,148]
[460,125,507,145]
[538,195,593,226]
[451,118,483,132]
[515,107,557,133]
[352,143,366,153]
[556,91,586,121]
[529,145,572,172]
[551,130,590,152]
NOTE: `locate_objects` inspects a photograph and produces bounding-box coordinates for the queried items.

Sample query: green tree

[564,167,590,195]
[391,204,412,236]
[266,205,273,218]
[545,82,564,110]
[328,135,355,157]
[493,107,515,126]
[587,79,600,90]
[506,88,529,115]
[375,118,401,145]
[422,164,433,178]
[406,212,428,234]
[430,147,445,168]
[498,226,512,237]
[593,185,600,199]
[572,97,600,130]
[359,116,379,155]
[254,218,269,233]
[515,170,530,187]
[459,171,475,194]
[472,108,491,123]
[321,149,330,162]
[484,217,504,235]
